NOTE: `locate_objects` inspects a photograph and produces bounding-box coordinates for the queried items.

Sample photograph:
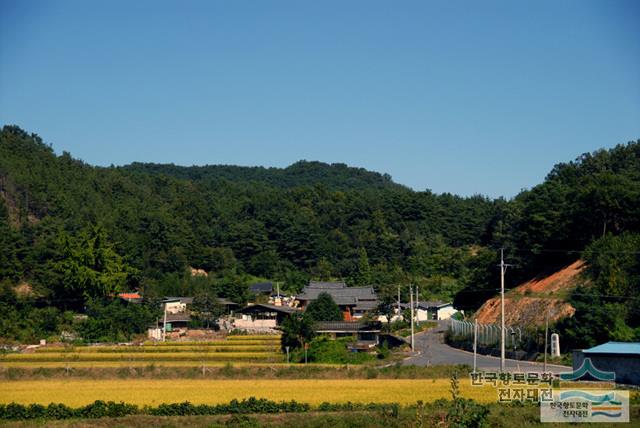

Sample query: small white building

[396,301,458,321]
[162,297,193,314]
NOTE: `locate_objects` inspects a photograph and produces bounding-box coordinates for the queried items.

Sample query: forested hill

[1,124,639,347]
[121,161,405,191]
[0,124,496,299]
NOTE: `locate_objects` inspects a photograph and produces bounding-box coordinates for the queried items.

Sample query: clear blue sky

[1,0,638,198]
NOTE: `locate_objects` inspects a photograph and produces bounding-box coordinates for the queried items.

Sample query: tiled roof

[118,293,142,300]
[397,301,451,310]
[240,303,301,314]
[249,282,273,293]
[583,342,640,355]
[315,321,382,333]
[354,300,379,311]
[162,313,191,322]
[298,282,378,307]
[163,297,194,304]
[308,281,347,289]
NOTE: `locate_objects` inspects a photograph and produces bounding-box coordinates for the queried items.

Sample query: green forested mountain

[1,124,639,346]
[121,160,405,191]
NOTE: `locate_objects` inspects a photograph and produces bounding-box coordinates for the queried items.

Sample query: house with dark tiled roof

[249,282,274,295]
[296,281,378,320]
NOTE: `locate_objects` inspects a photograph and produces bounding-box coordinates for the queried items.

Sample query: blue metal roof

[583,342,640,355]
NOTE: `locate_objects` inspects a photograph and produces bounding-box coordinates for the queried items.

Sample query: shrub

[305,336,375,364]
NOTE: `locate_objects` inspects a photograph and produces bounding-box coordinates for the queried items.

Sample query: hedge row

[0,398,405,420]
[0,398,309,420]
[0,401,137,420]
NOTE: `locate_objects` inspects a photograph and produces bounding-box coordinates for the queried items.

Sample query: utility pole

[397,284,401,322]
[410,285,415,351]
[499,248,512,373]
[544,311,549,373]
[415,285,419,326]
[162,301,168,343]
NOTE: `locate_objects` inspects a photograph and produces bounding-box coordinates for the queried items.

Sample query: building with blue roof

[572,341,640,385]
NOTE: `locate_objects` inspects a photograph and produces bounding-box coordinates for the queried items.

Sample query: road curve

[402,321,571,374]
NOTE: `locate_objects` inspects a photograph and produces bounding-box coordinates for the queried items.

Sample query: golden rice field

[34,345,278,353]
[0,361,337,368]
[3,335,284,365]
[0,379,502,406]
[3,352,281,362]
[142,337,281,346]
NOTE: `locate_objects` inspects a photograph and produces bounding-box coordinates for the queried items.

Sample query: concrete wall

[148,328,162,340]
[165,301,187,314]
[573,351,640,385]
[233,319,277,329]
[437,305,457,320]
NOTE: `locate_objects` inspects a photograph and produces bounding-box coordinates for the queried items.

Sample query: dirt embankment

[474,260,585,327]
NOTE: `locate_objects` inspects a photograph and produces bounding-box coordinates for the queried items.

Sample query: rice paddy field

[1,335,283,366]
[0,334,536,409]
[0,378,499,406]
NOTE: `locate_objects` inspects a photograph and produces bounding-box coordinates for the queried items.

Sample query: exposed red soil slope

[474,260,585,326]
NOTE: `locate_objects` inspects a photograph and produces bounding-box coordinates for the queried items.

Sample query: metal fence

[449,318,523,350]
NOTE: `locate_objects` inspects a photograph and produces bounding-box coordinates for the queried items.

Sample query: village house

[235,303,301,330]
[296,281,378,320]
[314,320,383,350]
[396,301,457,321]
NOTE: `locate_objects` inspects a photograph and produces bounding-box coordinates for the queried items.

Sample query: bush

[302,336,375,364]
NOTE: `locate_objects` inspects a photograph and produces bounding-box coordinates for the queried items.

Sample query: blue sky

[1,0,638,198]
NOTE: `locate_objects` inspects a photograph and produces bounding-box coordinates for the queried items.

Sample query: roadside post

[473,319,478,373]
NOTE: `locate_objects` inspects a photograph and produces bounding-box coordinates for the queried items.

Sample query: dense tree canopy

[1,125,639,346]
[305,292,342,322]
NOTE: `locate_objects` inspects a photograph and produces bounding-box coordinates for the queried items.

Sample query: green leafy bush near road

[299,336,376,364]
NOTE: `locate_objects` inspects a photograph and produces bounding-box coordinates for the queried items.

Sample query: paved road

[402,322,571,374]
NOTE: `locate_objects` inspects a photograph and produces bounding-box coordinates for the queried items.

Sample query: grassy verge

[396,321,437,337]
[0,363,470,380]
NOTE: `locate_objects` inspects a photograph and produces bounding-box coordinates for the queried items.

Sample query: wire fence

[448,318,527,353]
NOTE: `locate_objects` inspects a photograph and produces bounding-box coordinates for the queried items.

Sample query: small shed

[572,341,640,385]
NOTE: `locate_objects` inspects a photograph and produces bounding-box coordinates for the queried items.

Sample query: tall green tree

[52,226,135,304]
[280,313,316,352]
[305,292,342,322]
[191,291,224,329]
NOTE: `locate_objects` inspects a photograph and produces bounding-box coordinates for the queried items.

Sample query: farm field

[0,360,315,368]
[3,351,281,362]
[3,335,284,365]
[0,378,499,406]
